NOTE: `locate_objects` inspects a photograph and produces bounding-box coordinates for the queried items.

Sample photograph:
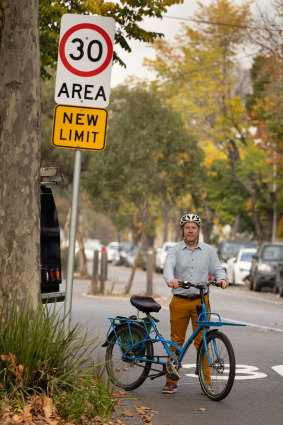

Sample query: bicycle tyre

[105,322,153,391]
[198,331,235,401]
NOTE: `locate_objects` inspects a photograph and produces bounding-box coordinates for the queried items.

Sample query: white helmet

[180,213,201,227]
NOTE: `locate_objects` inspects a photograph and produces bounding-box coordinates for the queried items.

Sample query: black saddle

[130,295,161,313]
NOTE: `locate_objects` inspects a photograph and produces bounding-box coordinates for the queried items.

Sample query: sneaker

[208,384,214,393]
[162,382,178,394]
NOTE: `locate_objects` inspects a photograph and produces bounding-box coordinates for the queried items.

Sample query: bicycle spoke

[105,323,153,391]
[198,331,235,401]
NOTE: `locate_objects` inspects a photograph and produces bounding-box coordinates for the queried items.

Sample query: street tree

[0,0,185,308]
[145,0,281,241]
[82,85,202,292]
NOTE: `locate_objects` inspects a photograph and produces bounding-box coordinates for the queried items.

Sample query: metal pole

[64,150,82,334]
[100,249,107,294]
[146,249,153,296]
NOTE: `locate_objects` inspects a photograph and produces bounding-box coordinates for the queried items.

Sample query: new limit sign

[51,105,108,151]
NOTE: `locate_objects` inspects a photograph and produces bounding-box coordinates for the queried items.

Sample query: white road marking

[222,317,283,333]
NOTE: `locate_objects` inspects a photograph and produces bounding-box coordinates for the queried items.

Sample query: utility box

[40,167,65,303]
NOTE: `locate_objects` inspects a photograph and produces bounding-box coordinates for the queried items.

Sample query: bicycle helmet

[180,213,201,227]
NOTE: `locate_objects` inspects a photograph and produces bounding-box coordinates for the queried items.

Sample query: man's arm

[163,246,177,286]
[209,247,229,288]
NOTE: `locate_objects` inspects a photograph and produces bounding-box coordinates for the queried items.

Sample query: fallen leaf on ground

[121,409,134,417]
[198,407,206,412]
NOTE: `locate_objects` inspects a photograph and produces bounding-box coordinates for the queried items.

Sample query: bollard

[146,249,153,296]
[100,248,107,294]
[90,250,99,294]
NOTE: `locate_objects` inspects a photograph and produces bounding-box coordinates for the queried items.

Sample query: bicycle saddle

[130,295,161,313]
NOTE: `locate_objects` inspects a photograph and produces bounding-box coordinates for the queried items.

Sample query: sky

[110,0,269,88]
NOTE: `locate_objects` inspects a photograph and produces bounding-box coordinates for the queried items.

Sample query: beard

[184,236,199,245]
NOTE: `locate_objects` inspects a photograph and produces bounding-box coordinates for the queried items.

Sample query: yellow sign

[51,104,108,151]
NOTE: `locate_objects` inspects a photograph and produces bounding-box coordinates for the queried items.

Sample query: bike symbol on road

[183,364,283,380]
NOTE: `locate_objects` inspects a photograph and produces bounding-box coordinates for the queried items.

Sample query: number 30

[70,38,103,62]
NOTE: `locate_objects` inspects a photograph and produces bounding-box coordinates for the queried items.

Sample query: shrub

[0,300,116,422]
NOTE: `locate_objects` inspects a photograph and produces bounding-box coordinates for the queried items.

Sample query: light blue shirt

[163,240,228,295]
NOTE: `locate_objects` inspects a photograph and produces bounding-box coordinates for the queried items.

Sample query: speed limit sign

[55,14,115,108]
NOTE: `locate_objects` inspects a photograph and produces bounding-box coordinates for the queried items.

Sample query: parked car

[249,242,283,292]
[155,242,176,273]
[124,245,147,268]
[274,262,283,297]
[226,248,257,285]
[112,241,133,265]
[218,240,258,273]
[84,239,102,261]
[40,167,65,303]
[106,241,120,262]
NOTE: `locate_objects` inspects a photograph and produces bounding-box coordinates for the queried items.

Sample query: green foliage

[82,85,202,234]
[54,373,116,422]
[38,0,184,78]
[206,157,251,228]
[0,300,95,398]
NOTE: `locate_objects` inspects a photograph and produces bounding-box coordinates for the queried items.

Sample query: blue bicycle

[103,281,245,401]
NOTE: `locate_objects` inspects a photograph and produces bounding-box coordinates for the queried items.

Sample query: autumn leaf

[122,409,134,417]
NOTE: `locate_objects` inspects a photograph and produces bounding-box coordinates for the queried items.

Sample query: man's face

[183,222,200,243]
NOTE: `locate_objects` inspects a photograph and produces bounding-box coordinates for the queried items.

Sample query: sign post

[52,14,115,333]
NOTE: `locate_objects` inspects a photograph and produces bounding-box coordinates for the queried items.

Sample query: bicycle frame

[105,293,245,370]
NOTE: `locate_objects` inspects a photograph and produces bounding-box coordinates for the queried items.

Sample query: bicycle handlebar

[179,280,222,290]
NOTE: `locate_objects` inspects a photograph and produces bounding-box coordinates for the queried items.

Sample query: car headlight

[258,263,272,272]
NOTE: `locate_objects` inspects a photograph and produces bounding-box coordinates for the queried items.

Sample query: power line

[164,15,282,32]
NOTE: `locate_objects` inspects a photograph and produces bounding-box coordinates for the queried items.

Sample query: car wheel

[254,276,261,292]
[249,275,254,290]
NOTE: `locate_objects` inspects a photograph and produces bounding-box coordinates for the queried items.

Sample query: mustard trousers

[167,294,211,384]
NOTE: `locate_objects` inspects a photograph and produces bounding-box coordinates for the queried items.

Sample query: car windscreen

[239,252,254,262]
[262,245,283,261]
[221,242,257,259]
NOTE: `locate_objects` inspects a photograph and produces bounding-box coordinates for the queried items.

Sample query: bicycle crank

[166,355,180,381]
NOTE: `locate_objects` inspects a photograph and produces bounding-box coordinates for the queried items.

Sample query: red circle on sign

[59,23,113,77]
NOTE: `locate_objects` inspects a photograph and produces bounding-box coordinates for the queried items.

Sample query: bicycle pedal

[167,372,180,381]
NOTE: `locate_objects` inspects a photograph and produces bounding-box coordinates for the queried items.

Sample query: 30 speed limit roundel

[55,14,115,108]
[59,23,113,77]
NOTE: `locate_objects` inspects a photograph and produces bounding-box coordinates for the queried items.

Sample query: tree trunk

[77,230,88,277]
[0,0,41,309]
[124,231,145,295]
[124,203,148,294]
[229,211,241,240]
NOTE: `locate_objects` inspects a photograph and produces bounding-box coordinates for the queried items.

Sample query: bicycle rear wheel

[105,322,153,391]
[198,331,235,401]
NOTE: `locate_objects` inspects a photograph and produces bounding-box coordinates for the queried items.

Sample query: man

[162,213,228,394]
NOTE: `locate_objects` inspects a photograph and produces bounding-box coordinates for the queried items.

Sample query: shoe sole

[162,388,178,394]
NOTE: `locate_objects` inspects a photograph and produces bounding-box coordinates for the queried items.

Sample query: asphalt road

[63,265,283,425]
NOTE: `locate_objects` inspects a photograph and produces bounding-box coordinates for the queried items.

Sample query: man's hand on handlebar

[217,279,228,289]
[167,279,181,289]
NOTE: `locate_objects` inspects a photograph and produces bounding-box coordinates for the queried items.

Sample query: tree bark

[229,211,241,240]
[0,0,41,309]
[124,203,148,294]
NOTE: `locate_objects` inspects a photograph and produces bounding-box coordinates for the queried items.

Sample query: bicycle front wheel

[198,331,235,401]
[105,323,153,391]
